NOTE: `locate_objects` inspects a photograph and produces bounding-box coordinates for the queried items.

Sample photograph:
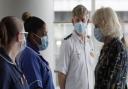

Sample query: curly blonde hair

[92,7,122,38]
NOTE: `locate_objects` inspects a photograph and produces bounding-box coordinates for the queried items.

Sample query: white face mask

[16,39,26,61]
[16,39,26,60]
[74,21,87,34]
[18,31,27,53]
[19,39,26,52]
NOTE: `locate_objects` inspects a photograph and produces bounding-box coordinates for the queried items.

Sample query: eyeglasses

[19,32,28,38]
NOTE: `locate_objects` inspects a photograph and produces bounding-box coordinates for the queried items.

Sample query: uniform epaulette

[64,34,72,40]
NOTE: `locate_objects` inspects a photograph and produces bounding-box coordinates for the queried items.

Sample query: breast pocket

[72,50,83,63]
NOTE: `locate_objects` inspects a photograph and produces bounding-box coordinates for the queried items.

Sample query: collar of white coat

[72,30,90,44]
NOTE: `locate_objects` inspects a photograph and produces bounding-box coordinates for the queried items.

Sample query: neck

[104,36,114,44]
[29,34,39,49]
[75,31,85,42]
[80,35,85,42]
[5,44,18,64]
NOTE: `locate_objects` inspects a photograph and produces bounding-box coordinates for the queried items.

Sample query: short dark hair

[23,16,45,34]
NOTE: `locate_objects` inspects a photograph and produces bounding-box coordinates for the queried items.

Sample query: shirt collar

[72,30,89,44]
[0,47,15,65]
[0,48,23,74]
[26,39,49,65]
[38,54,49,65]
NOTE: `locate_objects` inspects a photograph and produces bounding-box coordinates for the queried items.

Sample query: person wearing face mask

[55,5,96,89]
[93,7,128,89]
[16,13,55,89]
[0,16,29,89]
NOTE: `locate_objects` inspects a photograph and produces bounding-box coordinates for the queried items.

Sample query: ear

[72,18,75,25]
[17,33,23,42]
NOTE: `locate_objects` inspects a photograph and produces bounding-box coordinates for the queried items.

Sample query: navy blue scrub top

[16,41,55,89]
[0,48,29,89]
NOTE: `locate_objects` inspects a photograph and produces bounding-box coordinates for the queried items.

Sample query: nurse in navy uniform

[0,16,29,89]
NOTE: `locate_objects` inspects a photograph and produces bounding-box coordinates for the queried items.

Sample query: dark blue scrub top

[0,48,29,89]
[17,40,55,89]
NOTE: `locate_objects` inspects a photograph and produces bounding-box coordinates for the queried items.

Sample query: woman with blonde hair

[93,7,128,89]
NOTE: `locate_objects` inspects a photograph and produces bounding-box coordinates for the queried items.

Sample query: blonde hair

[92,7,122,38]
[72,5,89,18]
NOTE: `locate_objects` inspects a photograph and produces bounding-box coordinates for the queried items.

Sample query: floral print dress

[95,38,128,89]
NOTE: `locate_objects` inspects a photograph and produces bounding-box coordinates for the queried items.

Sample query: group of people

[0,13,54,89]
[56,5,128,89]
[0,4,128,89]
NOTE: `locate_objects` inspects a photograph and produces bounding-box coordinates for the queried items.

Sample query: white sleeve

[55,40,71,75]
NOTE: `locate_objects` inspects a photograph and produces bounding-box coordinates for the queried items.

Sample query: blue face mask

[74,22,87,34]
[94,27,104,42]
[39,36,48,51]
[33,34,48,51]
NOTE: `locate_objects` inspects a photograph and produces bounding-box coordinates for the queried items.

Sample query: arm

[20,54,43,89]
[55,40,71,89]
[58,72,66,89]
[0,60,10,89]
[107,46,128,89]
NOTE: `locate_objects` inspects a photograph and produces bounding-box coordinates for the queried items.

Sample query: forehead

[74,15,88,19]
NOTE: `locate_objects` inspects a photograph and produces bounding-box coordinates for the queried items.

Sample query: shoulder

[21,47,39,57]
[64,34,72,40]
[22,46,35,54]
[0,57,7,71]
[62,33,73,46]
[0,56,11,77]
[112,38,125,51]
[19,47,40,63]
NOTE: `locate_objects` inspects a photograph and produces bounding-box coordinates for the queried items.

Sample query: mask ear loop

[33,33,40,38]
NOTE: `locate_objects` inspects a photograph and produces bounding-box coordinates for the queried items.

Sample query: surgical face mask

[19,32,27,52]
[20,40,26,51]
[94,27,104,42]
[16,39,26,60]
[34,34,48,51]
[74,21,87,34]
[39,36,48,51]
